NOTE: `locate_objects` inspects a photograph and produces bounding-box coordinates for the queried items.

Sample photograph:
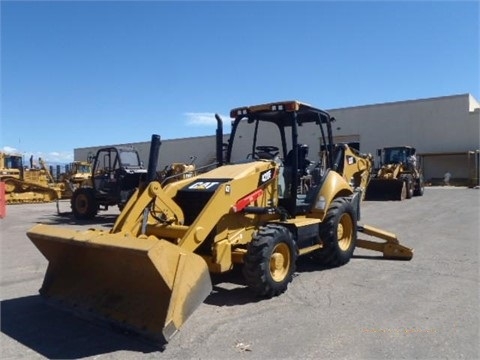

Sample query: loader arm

[111,181,185,235]
[177,174,270,253]
[146,161,278,253]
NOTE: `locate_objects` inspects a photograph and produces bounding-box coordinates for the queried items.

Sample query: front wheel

[243,224,297,298]
[71,188,98,220]
[397,181,407,201]
[311,197,357,267]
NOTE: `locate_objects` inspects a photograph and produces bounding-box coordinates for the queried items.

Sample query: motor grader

[365,146,425,200]
[0,152,63,204]
[27,101,413,345]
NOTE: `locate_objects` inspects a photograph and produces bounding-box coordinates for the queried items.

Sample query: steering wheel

[255,145,280,159]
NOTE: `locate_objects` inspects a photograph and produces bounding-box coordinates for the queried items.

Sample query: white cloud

[1,146,73,164]
[2,146,19,153]
[184,112,229,126]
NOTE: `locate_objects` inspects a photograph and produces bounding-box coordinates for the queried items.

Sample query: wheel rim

[337,213,353,251]
[75,194,88,214]
[269,243,291,282]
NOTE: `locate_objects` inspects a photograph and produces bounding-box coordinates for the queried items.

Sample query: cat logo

[188,181,220,190]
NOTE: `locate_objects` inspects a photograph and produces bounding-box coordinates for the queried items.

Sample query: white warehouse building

[74,93,480,185]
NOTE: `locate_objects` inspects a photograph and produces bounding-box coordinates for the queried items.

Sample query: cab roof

[230,100,334,125]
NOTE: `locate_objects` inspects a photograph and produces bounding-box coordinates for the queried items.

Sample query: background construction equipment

[1,152,64,204]
[365,146,425,200]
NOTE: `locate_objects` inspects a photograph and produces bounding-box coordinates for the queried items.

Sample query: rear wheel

[414,175,425,196]
[405,177,414,199]
[243,224,297,298]
[71,188,98,220]
[312,197,356,267]
[397,181,407,201]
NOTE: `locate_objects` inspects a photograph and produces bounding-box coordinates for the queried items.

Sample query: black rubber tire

[71,188,98,220]
[405,178,414,199]
[397,181,407,201]
[414,176,425,196]
[311,197,357,267]
[243,224,297,298]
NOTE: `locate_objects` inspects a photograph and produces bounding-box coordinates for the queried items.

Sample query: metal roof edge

[327,93,473,112]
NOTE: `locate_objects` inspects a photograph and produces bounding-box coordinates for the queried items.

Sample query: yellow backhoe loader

[0,152,63,204]
[27,101,413,345]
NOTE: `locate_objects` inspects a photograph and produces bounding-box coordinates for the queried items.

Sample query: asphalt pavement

[1,187,479,359]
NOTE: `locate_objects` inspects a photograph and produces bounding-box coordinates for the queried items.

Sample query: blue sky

[1,1,479,163]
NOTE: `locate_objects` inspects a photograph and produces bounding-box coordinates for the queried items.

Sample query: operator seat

[285,144,311,176]
[282,144,311,199]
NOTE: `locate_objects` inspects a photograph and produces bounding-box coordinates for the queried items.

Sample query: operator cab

[92,146,147,202]
[227,101,336,216]
[381,146,416,166]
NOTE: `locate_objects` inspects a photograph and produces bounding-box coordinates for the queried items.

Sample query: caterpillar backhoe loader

[365,146,425,200]
[27,101,413,345]
[0,152,63,204]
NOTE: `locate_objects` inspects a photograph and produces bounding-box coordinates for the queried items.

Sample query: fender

[309,170,354,221]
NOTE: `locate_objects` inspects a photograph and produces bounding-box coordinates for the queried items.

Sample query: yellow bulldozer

[157,157,197,186]
[0,152,63,204]
[27,101,413,345]
[365,146,425,200]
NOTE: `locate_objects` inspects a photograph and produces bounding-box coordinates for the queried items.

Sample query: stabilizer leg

[357,224,413,260]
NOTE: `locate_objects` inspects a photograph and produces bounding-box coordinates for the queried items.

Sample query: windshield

[4,155,23,169]
[119,150,141,167]
[229,119,284,162]
[229,117,325,166]
[384,148,408,164]
[77,165,91,173]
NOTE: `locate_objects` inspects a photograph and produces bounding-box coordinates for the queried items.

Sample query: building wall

[328,93,479,154]
[74,134,229,173]
[327,93,479,182]
[74,93,480,184]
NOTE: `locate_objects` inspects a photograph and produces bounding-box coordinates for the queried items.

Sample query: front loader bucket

[27,224,212,344]
[365,179,405,200]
